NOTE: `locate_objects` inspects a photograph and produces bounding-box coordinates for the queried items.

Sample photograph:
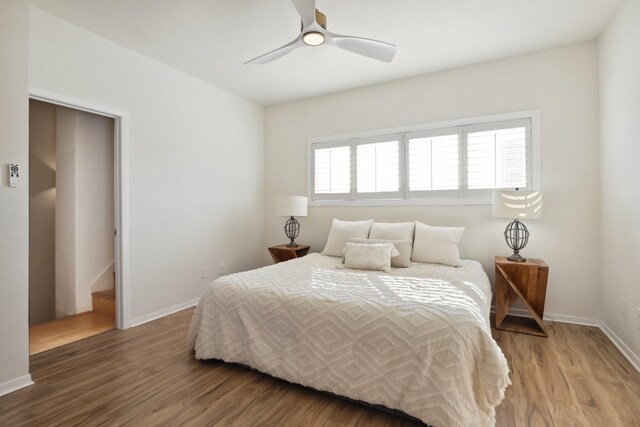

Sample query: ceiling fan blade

[290,0,316,28]
[244,36,304,65]
[327,33,396,63]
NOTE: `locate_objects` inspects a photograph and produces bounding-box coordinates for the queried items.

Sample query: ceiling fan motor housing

[301,9,327,30]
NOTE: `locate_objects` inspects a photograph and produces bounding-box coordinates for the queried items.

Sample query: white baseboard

[130,298,199,327]
[503,307,601,327]
[0,374,33,397]
[491,306,639,373]
[599,321,640,373]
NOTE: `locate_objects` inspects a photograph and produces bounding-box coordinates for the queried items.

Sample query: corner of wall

[0,0,31,393]
[596,0,640,369]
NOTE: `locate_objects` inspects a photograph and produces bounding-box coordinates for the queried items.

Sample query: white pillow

[348,238,412,268]
[322,219,374,257]
[369,222,415,243]
[340,242,399,272]
[411,222,465,267]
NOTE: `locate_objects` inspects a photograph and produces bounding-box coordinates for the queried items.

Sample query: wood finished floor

[29,312,115,355]
[1,308,639,426]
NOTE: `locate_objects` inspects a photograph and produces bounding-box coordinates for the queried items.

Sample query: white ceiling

[31,0,620,105]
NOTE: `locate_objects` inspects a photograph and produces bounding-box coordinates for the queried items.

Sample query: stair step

[92,289,115,319]
[92,289,115,301]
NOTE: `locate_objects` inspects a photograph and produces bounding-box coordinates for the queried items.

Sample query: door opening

[28,97,122,355]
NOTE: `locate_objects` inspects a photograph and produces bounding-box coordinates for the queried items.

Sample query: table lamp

[492,190,543,262]
[276,196,308,247]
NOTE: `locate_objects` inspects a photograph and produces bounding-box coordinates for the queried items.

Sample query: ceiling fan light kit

[302,31,325,46]
[245,0,396,64]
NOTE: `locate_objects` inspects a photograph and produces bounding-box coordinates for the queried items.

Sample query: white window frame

[404,126,463,201]
[307,110,540,206]
[309,139,353,201]
[354,133,404,200]
[463,118,532,200]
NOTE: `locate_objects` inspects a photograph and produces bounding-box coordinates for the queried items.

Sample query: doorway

[28,99,117,355]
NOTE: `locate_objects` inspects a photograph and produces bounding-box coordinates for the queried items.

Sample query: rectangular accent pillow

[411,221,465,267]
[339,242,399,272]
[369,221,415,243]
[322,219,374,257]
[348,238,412,268]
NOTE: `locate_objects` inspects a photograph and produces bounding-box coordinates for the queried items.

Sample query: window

[311,142,351,199]
[406,128,460,198]
[355,134,402,199]
[465,119,530,195]
[308,112,537,205]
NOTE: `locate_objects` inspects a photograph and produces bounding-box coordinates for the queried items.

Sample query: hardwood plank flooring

[2,308,638,426]
[29,312,116,355]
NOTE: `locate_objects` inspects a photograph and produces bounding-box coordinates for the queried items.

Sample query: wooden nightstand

[268,245,310,264]
[495,256,549,337]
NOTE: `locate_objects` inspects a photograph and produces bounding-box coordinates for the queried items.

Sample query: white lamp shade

[492,191,543,219]
[277,196,308,217]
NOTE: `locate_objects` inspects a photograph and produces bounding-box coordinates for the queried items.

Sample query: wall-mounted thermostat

[9,163,21,187]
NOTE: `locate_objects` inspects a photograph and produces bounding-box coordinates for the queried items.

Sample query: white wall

[265,42,601,320]
[74,109,114,313]
[0,0,31,394]
[55,107,77,317]
[29,7,265,322]
[29,100,57,325]
[599,0,640,359]
[54,106,115,316]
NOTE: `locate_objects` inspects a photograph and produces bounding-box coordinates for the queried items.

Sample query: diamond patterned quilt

[188,253,510,427]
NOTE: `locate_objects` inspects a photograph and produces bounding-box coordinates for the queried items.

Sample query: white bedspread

[188,254,510,427]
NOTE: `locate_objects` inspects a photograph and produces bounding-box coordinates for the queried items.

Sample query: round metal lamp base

[504,219,529,263]
[284,216,300,247]
[507,253,526,262]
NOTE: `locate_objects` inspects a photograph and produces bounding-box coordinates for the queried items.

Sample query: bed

[188,253,510,427]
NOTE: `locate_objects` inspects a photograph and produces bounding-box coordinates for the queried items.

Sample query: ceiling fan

[245,0,396,65]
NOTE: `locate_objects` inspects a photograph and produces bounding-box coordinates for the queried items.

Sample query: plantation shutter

[465,118,531,192]
[355,134,402,199]
[311,142,351,200]
[406,127,461,198]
